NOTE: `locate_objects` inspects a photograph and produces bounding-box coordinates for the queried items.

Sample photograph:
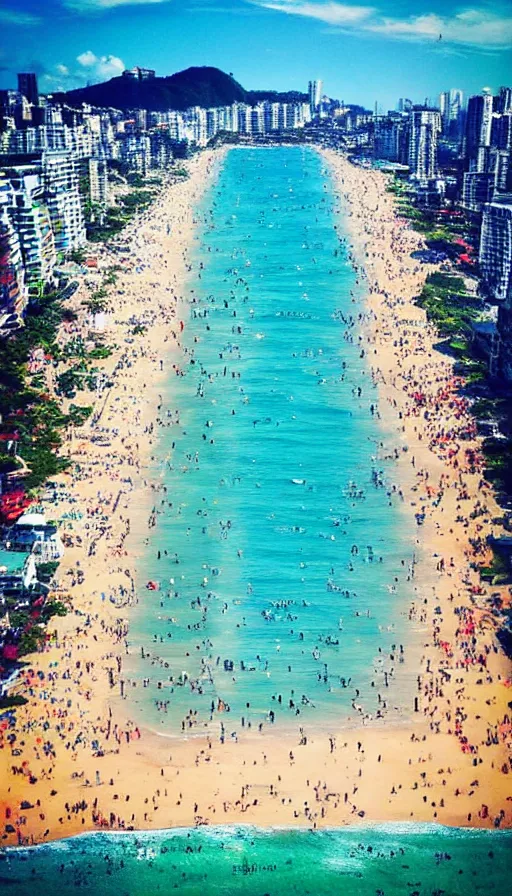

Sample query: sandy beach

[1,145,511,847]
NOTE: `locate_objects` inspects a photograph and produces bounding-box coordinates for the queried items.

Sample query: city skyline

[0,1,511,109]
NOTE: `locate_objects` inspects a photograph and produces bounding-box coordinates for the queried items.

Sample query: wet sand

[1,146,511,846]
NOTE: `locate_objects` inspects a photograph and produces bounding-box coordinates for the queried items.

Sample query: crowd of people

[0,146,510,848]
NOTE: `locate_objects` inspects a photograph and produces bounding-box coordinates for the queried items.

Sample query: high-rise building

[490,110,512,193]
[0,89,32,127]
[479,194,512,303]
[250,105,265,135]
[497,86,512,114]
[17,73,39,107]
[439,91,450,132]
[118,133,152,173]
[448,89,464,141]
[374,116,407,162]
[88,157,109,206]
[308,80,322,115]
[465,91,493,168]
[263,102,280,132]
[0,170,27,327]
[43,151,86,254]
[479,194,512,381]
[408,109,441,180]
[461,171,495,212]
[440,89,464,140]
[2,164,57,289]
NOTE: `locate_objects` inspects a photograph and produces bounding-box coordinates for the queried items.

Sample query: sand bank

[1,146,510,846]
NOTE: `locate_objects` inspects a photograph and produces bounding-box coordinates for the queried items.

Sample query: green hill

[53,66,308,112]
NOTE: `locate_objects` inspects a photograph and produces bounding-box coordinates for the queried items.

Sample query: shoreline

[1,145,511,847]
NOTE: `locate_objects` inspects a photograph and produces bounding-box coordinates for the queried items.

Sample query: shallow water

[123,146,425,737]
[2,824,511,894]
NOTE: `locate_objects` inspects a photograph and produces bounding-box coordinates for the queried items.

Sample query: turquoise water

[2,824,511,894]
[124,146,423,737]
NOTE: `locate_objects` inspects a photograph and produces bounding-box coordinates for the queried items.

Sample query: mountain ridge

[51,66,309,112]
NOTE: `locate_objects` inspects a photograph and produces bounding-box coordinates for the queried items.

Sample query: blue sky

[0,1,511,109]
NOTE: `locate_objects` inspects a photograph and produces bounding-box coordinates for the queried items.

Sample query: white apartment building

[0,170,27,323]
[88,157,109,205]
[8,169,56,287]
[118,133,151,174]
[43,151,86,254]
[408,110,441,181]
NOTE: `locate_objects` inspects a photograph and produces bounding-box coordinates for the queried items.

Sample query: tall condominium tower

[17,72,39,107]
[439,89,464,140]
[465,90,493,168]
[479,194,512,303]
[479,193,512,381]
[497,86,512,114]
[308,80,322,114]
[408,109,441,180]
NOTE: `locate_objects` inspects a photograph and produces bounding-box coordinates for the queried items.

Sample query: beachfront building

[188,107,208,145]
[235,104,252,135]
[3,510,65,561]
[251,105,265,136]
[148,129,174,168]
[0,170,28,330]
[408,109,441,181]
[264,103,280,132]
[9,176,56,290]
[479,194,512,381]
[0,549,38,601]
[480,195,512,302]
[43,151,86,254]
[118,132,152,173]
[374,116,407,162]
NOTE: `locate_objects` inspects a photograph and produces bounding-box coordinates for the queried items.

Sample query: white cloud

[366,9,512,47]
[251,1,512,49]
[77,50,98,67]
[255,1,374,25]
[63,0,170,11]
[77,50,126,78]
[0,8,41,25]
[41,65,76,92]
[96,54,125,77]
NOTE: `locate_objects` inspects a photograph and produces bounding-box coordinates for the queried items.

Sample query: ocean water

[123,146,425,737]
[2,824,511,894]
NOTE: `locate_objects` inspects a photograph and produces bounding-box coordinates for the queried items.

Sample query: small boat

[291,478,306,485]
